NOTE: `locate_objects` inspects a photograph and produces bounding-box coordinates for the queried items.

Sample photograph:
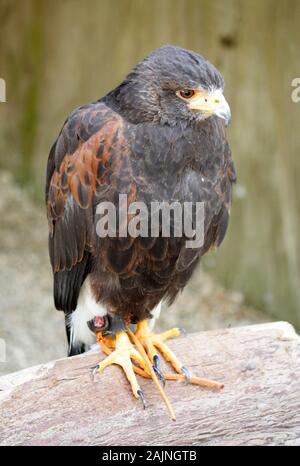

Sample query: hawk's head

[110,45,231,127]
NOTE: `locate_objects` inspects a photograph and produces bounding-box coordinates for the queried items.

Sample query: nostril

[215,99,220,104]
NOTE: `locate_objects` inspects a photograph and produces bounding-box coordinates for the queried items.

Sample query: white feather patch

[148,302,162,331]
[68,276,107,347]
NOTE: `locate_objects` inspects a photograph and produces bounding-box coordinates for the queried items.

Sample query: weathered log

[0,322,300,446]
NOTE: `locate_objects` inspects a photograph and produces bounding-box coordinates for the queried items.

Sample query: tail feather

[65,313,86,356]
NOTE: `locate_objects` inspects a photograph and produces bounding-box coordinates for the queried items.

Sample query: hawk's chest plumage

[46,101,235,325]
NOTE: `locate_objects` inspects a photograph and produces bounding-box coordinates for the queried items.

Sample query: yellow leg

[94,331,147,404]
[134,320,185,375]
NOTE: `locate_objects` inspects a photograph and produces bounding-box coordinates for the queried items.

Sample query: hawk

[46,45,235,415]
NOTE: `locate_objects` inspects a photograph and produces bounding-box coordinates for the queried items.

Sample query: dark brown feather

[46,100,236,323]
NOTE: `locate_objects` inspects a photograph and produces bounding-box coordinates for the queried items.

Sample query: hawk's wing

[46,101,130,312]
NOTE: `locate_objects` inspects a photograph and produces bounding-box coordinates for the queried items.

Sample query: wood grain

[0,322,300,446]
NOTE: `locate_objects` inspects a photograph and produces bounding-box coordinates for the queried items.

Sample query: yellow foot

[96,328,177,420]
[133,320,223,390]
[134,320,186,381]
[93,331,147,407]
[93,323,221,420]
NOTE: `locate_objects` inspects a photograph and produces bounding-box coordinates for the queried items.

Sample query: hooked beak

[189,89,231,127]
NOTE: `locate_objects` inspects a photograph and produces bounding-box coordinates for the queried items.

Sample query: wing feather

[46,101,130,311]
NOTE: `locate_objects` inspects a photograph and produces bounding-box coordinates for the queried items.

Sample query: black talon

[153,355,166,387]
[137,389,147,409]
[179,327,187,335]
[181,366,191,384]
[91,364,100,381]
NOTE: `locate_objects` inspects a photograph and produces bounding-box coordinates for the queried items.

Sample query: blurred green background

[0,0,299,336]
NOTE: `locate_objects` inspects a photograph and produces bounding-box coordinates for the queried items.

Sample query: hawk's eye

[179,89,195,99]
